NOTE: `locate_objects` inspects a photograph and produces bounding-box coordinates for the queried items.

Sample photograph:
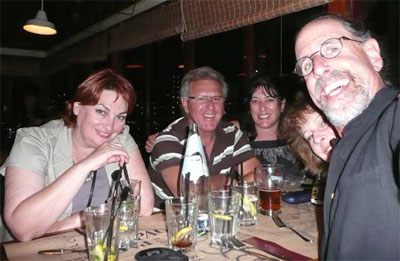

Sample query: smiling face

[295,18,384,128]
[181,79,224,134]
[299,109,336,162]
[73,89,128,149]
[250,87,285,134]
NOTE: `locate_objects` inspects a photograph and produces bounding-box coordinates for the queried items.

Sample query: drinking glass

[84,203,120,261]
[118,194,140,249]
[233,181,259,226]
[208,190,240,244]
[165,197,198,253]
[120,178,141,196]
[255,164,284,216]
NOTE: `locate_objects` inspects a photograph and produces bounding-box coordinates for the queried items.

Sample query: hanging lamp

[23,0,57,35]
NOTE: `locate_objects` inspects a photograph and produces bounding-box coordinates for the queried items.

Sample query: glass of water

[208,190,240,245]
[233,181,259,226]
[118,194,140,250]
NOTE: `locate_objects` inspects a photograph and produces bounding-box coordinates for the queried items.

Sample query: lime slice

[173,226,193,241]
[242,195,257,216]
[92,243,104,261]
[212,213,232,221]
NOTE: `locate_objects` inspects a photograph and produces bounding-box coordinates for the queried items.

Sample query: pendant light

[23,0,57,35]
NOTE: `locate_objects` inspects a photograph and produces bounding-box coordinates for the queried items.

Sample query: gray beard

[317,72,372,127]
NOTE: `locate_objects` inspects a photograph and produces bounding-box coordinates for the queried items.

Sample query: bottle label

[182,154,204,182]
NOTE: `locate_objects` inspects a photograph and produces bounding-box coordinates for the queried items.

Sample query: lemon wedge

[92,243,105,261]
[212,213,232,221]
[92,242,116,261]
[172,226,193,241]
[119,223,129,231]
[242,195,257,216]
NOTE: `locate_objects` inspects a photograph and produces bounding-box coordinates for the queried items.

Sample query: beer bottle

[180,123,210,234]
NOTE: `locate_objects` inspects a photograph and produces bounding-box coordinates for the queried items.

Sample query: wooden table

[2,202,321,260]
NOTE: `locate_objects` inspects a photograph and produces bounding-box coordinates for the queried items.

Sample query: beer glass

[255,164,284,216]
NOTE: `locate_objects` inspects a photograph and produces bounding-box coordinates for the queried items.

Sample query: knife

[242,237,313,260]
[38,249,87,255]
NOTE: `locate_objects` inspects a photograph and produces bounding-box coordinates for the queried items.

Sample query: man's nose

[205,98,216,108]
[312,55,330,77]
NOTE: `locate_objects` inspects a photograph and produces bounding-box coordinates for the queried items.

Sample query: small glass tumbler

[118,194,141,250]
[208,190,240,245]
[84,203,120,261]
[256,164,284,216]
[233,181,259,226]
[165,197,198,253]
[120,179,141,196]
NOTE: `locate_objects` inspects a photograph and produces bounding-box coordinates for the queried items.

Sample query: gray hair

[180,66,228,99]
[305,14,371,42]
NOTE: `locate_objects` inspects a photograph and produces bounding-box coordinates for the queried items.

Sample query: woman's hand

[81,142,130,171]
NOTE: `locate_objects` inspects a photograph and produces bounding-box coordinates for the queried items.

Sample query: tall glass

[233,181,259,226]
[85,203,120,261]
[208,190,240,244]
[256,164,284,216]
[118,194,140,249]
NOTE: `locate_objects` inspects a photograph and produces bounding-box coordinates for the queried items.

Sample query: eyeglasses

[293,36,363,77]
[187,95,225,104]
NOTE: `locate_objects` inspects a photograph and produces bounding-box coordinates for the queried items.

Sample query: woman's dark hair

[239,76,285,141]
[63,68,137,128]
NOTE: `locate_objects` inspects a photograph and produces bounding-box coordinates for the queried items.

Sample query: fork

[272,215,313,243]
[223,237,278,260]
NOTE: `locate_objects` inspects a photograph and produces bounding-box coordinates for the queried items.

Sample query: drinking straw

[240,163,244,185]
[184,172,191,225]
[104,168,121,259]
[122,164,131,188]
[228,166,235,196]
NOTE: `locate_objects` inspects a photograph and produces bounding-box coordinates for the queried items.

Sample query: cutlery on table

[272,214,313,243]
[38,249,87,255]
[222,237,279,261]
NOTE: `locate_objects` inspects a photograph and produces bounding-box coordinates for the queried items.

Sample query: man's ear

[73,102,81,115]
[364,38,383,72]
[181,98,189,114]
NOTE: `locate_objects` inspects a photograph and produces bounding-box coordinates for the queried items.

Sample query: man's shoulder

[158,117,188,139]
[217,120,241,135]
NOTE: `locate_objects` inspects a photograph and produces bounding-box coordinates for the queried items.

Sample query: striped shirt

[148,117,255,207]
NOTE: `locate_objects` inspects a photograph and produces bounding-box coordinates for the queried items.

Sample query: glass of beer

[255,164,284,216]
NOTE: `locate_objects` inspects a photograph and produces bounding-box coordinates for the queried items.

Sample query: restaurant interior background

[1,0,399,164]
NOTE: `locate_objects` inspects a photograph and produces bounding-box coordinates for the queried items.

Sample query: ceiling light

[23,0,57,35]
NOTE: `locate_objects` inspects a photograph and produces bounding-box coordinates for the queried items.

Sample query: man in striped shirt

[148,67,260,208]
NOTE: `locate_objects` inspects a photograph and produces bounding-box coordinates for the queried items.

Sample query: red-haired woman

[1,68,154,242]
